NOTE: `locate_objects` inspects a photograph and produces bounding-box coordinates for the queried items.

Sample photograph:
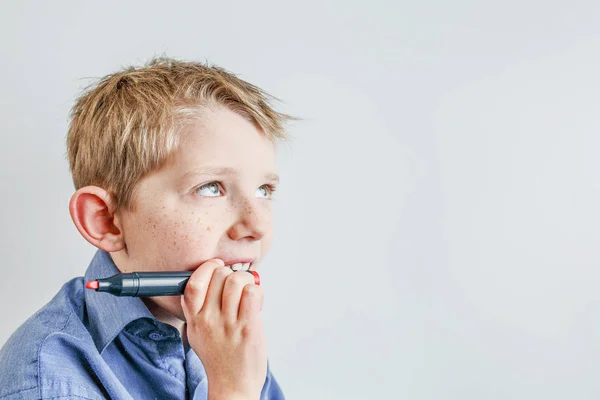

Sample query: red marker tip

[249,271,260,286]
[85,280,99,290]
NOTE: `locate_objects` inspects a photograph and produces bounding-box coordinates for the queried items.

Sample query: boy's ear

[69,186,125,252]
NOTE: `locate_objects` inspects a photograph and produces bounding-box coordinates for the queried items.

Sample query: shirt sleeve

[191,359,284,400]
[261,359,285,400]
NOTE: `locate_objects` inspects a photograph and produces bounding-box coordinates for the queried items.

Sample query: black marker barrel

[85,270,259,297]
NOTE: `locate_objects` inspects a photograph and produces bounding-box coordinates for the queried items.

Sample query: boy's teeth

[230,262,251,271]
[231,263,242,271]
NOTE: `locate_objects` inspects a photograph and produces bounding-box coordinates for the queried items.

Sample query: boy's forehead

[177,115,277,155]
[165,110,279,182]
[170,139,278,179]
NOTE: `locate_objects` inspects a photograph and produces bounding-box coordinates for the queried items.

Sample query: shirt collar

[84,249,154,354]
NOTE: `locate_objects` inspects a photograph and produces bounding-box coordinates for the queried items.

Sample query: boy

[0,57,294,399]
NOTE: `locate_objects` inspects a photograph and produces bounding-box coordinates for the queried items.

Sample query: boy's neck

[108,253,189,350]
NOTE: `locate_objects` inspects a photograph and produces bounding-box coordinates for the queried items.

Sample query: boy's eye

[257,184,276,199]
[195,182,276,199]
[196,182,221,197]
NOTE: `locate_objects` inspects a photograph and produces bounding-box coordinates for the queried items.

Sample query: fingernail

[214,258,225,266]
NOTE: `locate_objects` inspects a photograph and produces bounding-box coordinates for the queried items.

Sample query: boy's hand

[181,258,267,400]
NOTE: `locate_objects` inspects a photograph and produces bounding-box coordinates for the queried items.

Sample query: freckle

[206,226,212,232]
[191,211,195,215]
[173,240,177,246]
[153,224,156,229]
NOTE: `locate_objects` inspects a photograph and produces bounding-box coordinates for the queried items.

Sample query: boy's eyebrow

[181,167,279,183]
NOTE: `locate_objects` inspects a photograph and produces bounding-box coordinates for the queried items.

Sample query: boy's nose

[227,200,269,241]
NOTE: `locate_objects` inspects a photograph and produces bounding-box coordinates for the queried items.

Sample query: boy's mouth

[223,259,255,271]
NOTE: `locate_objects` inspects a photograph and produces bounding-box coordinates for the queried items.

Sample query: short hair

[67,57,295,213]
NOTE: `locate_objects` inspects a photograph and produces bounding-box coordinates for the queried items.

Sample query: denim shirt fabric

[0,250,284,399]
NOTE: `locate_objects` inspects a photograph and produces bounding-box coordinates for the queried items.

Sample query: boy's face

[111,106,278,321]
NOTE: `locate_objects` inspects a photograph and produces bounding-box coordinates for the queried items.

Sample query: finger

[221,271,255,321]
[181,258,225,318]
[203,266,234,313]
[238,284,264,322]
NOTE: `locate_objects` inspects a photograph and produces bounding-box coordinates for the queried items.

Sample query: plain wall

[1,1,600,398]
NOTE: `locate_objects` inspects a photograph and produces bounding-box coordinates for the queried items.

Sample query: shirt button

[149,332,162,341]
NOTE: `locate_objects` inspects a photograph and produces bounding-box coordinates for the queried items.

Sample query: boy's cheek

[128,208,223,267]
[140,212,204,246]
[155,228,217,269]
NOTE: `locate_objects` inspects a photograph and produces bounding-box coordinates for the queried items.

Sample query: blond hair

[67,57,295,213]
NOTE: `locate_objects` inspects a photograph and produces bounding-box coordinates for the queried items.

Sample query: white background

[2,1,600,398]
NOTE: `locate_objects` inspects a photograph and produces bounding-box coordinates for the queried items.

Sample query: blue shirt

[0,250,285,399]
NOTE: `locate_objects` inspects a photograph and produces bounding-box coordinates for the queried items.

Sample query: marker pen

[85,270,260,297]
